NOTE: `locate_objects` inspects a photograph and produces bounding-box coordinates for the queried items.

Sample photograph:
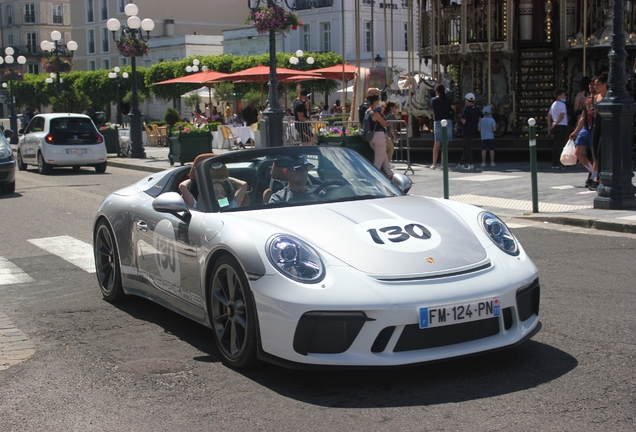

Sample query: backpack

[360,110,375,142]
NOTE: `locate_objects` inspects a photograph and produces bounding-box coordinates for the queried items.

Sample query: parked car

[94,146,540,369]
[17,113,107,174]
[0,129,15,193]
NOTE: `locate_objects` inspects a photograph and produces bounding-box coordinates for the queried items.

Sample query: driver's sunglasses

[289,166,307,172]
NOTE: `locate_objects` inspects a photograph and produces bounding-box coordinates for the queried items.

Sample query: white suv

[17,113,107,174]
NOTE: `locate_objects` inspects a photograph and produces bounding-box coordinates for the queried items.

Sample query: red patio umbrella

[310,63,357,81]
[217,65,319,106]
[154,71,229,113]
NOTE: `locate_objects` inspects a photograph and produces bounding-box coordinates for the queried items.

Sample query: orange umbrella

[153,70,229,85]
[310,63,357,81]
[218,65,319,105]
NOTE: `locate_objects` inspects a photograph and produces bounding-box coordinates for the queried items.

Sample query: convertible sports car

[93,146,540,369]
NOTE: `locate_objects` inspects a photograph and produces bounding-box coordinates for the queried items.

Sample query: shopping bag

[560,139,577,166]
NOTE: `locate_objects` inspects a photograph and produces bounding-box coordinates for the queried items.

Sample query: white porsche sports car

[93,146,540,369]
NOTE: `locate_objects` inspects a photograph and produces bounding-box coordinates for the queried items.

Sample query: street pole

[528,118,539,213]
[441,119,449,199]
[593,0,636,209]
[9,82,17,143]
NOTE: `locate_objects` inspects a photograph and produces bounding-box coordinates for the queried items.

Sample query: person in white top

[547,88,569,169]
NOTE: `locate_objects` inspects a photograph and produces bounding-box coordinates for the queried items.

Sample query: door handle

[137,221,148,232]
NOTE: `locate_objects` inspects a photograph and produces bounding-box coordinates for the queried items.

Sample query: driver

[268,155,320,204]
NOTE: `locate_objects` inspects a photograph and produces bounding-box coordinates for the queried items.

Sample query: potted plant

[116,38,149,58]
[99,123,121,155]
[168,122,213,166]
[244,4,302,34]
[317,125,373,162]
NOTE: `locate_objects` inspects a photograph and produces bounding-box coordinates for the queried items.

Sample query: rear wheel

[17,151,27,171]
[0,181,15,194]
[94,220,125,302]
[208,255,258,368]
[37,152,51,174]
[94,162,107,173]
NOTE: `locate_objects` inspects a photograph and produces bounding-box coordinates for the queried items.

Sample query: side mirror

[3,129,14,139]
[153,192,191,218]
[391,173,413,194]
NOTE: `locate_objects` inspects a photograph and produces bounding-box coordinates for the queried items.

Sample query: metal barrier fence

[283,119,413,175]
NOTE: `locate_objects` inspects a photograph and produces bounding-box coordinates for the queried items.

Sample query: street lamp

[106,3,155,159]
[289,50,315,69]
[593,0,636,209]
[186,58,208,73]
[40,30,78,94]
[0,48,26,144]
[374,54,384,68]
[108,67,129,125]
[248,0,297,147]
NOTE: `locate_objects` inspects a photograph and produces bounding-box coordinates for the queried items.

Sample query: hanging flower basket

[42,57,72,74]
[117,38,149,58]
[1,68,23,81]
[245,5,302,35]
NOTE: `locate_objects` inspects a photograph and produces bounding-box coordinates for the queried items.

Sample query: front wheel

[208,255,258,368]
[94,221,125,302]
[0,181,15,194]
[17,150,27,171]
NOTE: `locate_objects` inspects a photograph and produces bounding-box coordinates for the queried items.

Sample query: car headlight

[480,212,519,256]
[267,235,324,283]
[0,143,11,159]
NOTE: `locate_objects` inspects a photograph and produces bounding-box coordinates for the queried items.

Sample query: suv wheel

[17,150,27,171]
[37,152,51,174]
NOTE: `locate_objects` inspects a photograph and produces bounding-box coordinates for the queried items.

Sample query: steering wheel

[311,180,347,196]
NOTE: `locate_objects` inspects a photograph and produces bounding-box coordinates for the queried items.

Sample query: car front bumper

[0,159,16,185]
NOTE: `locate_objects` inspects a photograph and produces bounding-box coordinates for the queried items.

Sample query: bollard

[441,119,449,199]
[528,118,539,213]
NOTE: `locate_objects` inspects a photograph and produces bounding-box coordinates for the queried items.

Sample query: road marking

[552,185,576,190]
[618,214,636,221]
[0,257,35,286]
[28,236,95,273]
[451,194,593,212]
[452,174,521,182]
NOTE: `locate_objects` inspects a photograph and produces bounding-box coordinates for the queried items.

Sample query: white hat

[465,92,475,101]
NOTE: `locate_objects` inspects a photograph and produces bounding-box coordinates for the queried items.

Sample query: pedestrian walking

[569,78,597,187]
[458,92,480,169]
[429,84,455,170]
[590,71,608,189]
[478,106,497,166]
[547,88,569,169]
[293,89,314,145]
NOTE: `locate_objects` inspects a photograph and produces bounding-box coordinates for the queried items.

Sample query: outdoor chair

[144,125,158,147]
[220,125,242,150]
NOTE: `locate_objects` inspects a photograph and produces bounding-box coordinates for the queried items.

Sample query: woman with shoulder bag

[367,94,393,179]
[382,102,398,164]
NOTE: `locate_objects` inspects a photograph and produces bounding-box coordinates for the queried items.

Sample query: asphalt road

[0,166,634,431]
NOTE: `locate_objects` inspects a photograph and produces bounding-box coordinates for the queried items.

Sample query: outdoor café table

[229,125,254,146]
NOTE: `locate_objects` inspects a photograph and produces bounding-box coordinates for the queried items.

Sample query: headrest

[210,161,229,180]
[189,153,217,181]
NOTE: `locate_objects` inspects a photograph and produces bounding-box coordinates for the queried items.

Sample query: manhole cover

[118,358,187,375]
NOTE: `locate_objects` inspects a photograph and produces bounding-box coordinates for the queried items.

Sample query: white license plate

[66,148,88,154]
[419,297,500,329]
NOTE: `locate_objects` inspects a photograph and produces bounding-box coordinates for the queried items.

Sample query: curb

[519,214,636,235]
[107,159,167,173]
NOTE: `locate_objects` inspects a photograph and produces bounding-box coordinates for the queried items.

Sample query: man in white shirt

[547,88,569,169]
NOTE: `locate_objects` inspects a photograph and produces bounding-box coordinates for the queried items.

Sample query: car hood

[245,196,487,277]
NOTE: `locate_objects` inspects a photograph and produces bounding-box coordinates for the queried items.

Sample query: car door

[134,199,204,319]
[19,117,41,163]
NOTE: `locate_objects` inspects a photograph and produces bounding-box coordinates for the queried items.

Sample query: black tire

[208,255,258,368]
[94,220,125,302]
[0,181,15,194]
[37,152,51,174]
[94,162,107,173]
[494,114,508,137]
[17,150,27,171]
[72,166,81,171]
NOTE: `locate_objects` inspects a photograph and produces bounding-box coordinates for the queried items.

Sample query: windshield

[196,146,403,212]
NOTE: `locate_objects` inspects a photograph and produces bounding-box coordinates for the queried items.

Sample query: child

[478,105,497,167]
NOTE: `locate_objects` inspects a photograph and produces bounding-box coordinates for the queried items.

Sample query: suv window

[25,117,45,133]
[48,117,100,145]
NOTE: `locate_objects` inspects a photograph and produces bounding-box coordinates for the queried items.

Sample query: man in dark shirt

[294,89,314,144]
[358,88,381,125]
[269,155,319,204]
[242,102,258,126]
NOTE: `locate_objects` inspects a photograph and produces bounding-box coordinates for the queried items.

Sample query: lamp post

[108,67,129,125]
[40,31,77,94]
[106,3,155,159]
[374,54,384,68]
[593,0,636,209]
[289,49,314,70]
[248,0,297,147]
[0,48,26,144]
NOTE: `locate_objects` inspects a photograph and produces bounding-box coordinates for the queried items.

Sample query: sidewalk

[107,145,636,235]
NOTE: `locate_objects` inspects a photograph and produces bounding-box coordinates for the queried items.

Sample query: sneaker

[584,178,595,188]
[468,164,475,170]
[429,165,437,170]
[491,162,496,167]
[455,164,463,169]
[588,180,600,191]
[481,162,486,167]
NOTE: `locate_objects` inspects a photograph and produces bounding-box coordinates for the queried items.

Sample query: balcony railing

[53,14,63,24]
[87,10,94,22]
[295,0,334,10]
[88,41,95,53]
[24,13,35,23]
[25,43,37,55]
[102,41,109,52]
[466,2,506,42]
[101,7,108,20]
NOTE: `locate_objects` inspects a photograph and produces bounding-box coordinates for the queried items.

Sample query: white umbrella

[336,85,354,94]
[181,86,216,105]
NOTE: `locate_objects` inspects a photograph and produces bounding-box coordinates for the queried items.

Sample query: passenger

[268,156,318,204]
[179,153,216,208]
[210,162,247,209]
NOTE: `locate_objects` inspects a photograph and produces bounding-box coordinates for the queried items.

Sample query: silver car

[18,113,107,174]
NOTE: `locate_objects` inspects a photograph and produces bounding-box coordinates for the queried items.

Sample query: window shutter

[63,4,70,26]
[47,3,53,25]
[64,32,71,45]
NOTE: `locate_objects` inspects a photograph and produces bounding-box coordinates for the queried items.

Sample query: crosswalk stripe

[28,236,96,273]
[450,194,593,212]
[0,257,35,286]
